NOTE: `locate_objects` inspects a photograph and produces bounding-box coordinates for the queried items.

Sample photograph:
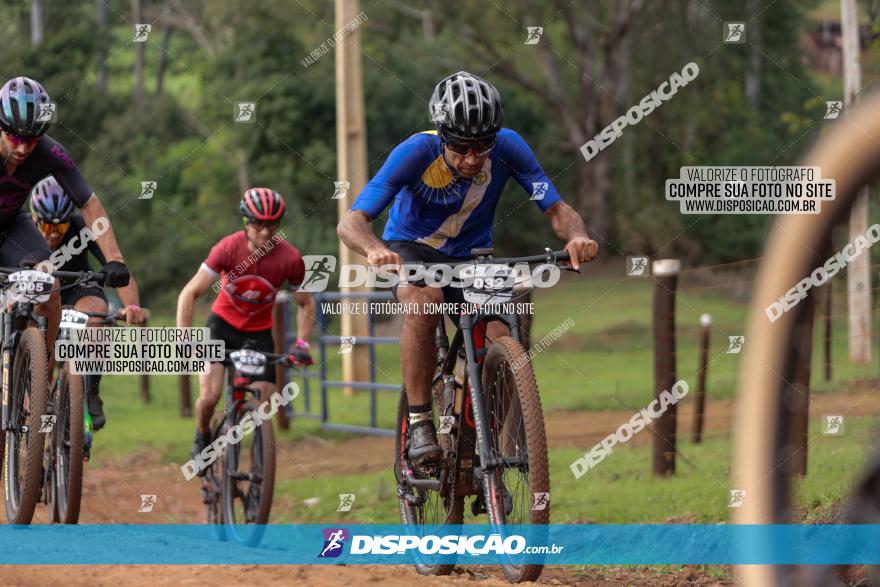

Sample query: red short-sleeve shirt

[202,231,305,331]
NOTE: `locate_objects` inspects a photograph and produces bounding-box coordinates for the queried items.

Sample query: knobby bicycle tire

[733,91,880,586]
[482,336,549,584]
[53,366,84,524]
[4,327,49,524]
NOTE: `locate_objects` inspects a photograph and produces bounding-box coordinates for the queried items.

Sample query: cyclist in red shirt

[176,188,316,466]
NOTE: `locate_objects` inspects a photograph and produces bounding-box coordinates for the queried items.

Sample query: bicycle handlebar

[223,347,305,369]
[0,266,105,284]
[78,308,152,324]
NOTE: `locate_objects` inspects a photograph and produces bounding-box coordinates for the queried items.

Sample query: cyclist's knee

[198,385,221,409]
[75,295,107,313]
[397,283,443,304]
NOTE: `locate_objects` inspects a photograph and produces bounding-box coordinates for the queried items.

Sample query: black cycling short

[61,284,107,307]
[0,210,52,268]
[207,312,276,383]
[386,240,468,322]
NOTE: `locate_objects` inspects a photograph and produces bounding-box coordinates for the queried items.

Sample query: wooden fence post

[692,313,711,443]
[652,259,680,476]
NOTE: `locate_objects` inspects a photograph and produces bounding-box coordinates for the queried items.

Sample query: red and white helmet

[240,187,285,222]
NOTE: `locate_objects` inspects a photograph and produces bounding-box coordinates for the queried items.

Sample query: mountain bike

[0,266,104,525]
[45,308,141,524]
[394,248,572,583]
[201,344,301,546]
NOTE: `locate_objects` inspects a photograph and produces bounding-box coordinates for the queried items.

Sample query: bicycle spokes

[487,362,530,524]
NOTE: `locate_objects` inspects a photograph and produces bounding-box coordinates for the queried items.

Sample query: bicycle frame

[437,309,525,480]
[224,365,262,428]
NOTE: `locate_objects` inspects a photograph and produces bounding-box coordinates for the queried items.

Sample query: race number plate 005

[229,349,267,376]
[60,309,89,331]
[460,263,515,305]
[8,270,55,304]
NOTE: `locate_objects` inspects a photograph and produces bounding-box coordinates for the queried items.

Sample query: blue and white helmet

[30,176,74,223]
[0,76,52,137]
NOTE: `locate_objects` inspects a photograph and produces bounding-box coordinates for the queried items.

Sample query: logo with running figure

[234,102,256,123]
[133,24,152,42]
[431,102,449,124]
[525,27,543,45]
[337,494,355,512]
[332,181,350,200]
[36,102,56,124]
[339,336,356,354]
[39,414,56,433]
[823,414,844,435]
[825,101,843,120]
[724,22,745,43]
[532,492,549,511]
[531,182,548,201]
[319,528,348,558]
[627,256,649,277]
[138,494,157,512]
[139,181,157,200]
[728,489,746,508]
[298,255,337,293]
[727,336,745,354]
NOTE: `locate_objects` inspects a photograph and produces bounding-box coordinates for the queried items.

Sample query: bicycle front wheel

[220,399,275,546]
[4,327,49,525]
[482,336,549,584]
[51,366,84,524]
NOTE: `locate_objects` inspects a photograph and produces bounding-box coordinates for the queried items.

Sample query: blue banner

[1,524,879,565]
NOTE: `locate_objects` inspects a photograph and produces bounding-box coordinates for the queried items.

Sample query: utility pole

[336,0,371,394]
[842,0,871,363]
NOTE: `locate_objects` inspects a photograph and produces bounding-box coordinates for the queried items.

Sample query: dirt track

[7,386,880,586]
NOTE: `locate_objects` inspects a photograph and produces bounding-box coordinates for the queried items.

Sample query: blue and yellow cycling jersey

[351,128,562,257]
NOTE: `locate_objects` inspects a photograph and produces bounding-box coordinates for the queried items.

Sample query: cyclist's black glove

[102,261,131,288]
[291,341,314,366]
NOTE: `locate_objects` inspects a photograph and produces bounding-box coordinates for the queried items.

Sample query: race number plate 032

[229,349,267,376]
[8,270,55,304]
[460,264,515,305]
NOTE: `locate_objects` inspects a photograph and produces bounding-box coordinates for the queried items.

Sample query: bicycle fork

[0,313,14,435]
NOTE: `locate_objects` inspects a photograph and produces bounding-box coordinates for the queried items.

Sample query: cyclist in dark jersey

[0,76,133,369]
[338,71,599,465]
[30,176,147,430]
[177,188,316,469]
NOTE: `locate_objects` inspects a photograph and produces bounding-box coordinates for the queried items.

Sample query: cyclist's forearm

[295,294,316,341]
[337,210,384,256]
[117,275,141,307]
[547,202,590,242]
[80,196,124,263]
[176,291,198,328]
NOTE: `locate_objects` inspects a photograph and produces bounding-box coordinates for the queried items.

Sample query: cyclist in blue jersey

[338,71,598,465]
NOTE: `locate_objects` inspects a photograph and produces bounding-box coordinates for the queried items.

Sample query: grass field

[93,268,879,525]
